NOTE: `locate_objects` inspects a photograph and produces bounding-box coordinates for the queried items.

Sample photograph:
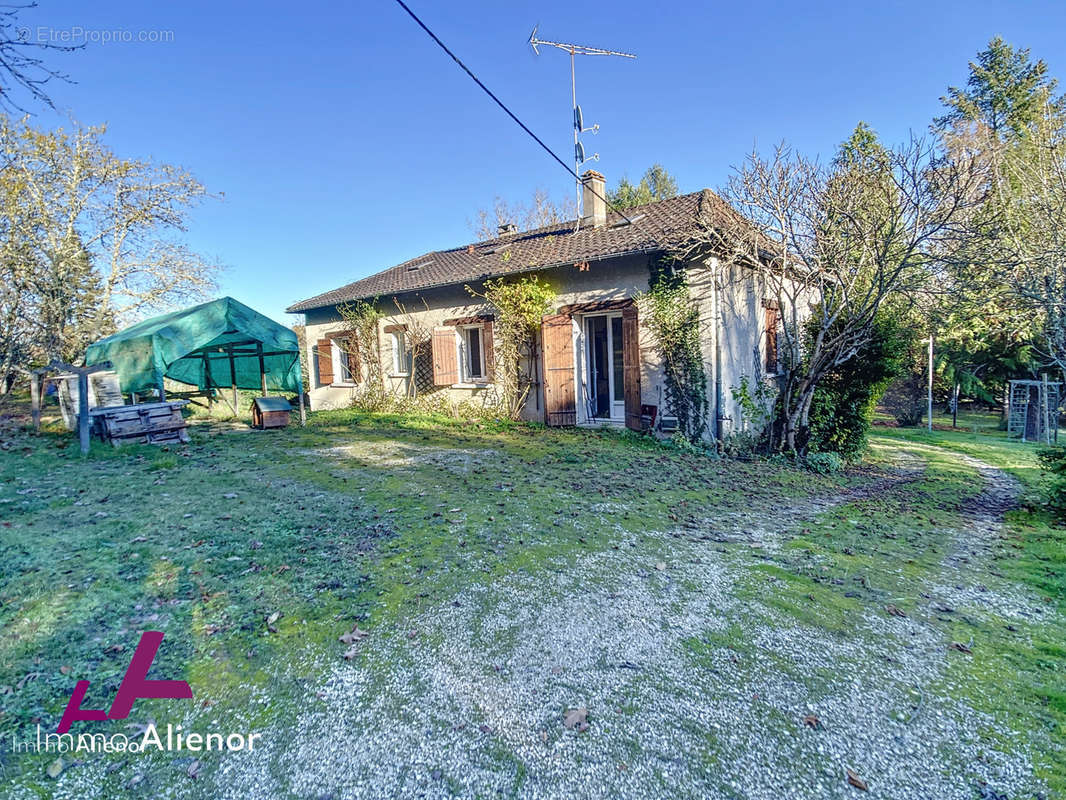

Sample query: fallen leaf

[223,493,238,499]
[47,758,64,779]
[338,624,369,645]
[846,768,868,791]
[885,604,907,618]
[342,645,359,660]
[266,612,280,633]
[949,642,973,654]
[563,707,589,732]
[187,759,201,779]
[655,562,667,571]
[58,665,71,675]
[803,714,821,729]
[130,536,147,543]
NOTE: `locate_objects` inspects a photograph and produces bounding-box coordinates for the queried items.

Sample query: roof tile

[287,189,733,312]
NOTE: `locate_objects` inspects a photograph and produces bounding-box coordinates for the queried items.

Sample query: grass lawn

[0,399,1061,799]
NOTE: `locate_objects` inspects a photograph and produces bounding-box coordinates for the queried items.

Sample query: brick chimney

[581,169,607,228]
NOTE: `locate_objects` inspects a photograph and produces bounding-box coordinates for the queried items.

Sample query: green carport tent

[85,296,304,420]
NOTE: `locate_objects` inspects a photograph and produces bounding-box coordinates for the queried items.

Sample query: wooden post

[228,346,238,412]
[202,352,213,412]
[77,371,91,456]
[1043,373,1052,445]
[258,342,267,396]
[30,372,42,432]
[297,375,306,426]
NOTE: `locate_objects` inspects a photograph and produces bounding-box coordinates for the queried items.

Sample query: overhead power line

[390,0,633,225]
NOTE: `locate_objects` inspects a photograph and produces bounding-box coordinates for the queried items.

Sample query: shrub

[809,313,911,456]
[881,372,926,427]
[805,451,844,474]
[1037,446,1066,519]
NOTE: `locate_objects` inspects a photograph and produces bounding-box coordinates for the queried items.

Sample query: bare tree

[0,115,220,382]
[0,3,80,112]
[470,188,577,240]
[682,138,986,453]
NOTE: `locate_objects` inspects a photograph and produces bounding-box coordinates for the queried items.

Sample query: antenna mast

[529,27,636,227]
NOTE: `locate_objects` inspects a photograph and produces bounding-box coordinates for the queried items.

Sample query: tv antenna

[529,27,636,226]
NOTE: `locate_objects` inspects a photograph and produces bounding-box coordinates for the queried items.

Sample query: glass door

[585,314,624,422]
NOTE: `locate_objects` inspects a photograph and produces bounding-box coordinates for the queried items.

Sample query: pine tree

[935,36,1064,139]
[607,164,679,209]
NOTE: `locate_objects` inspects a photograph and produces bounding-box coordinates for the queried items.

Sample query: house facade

[288,172,790,442]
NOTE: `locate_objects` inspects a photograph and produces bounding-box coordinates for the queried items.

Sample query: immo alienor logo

[12,631,261,756]
[58,631,191,734]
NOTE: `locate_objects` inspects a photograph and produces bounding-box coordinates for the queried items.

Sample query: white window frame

[331,338,358,385]
[390,330,410,376]
[581,312,625,423]
[458,324,486,383]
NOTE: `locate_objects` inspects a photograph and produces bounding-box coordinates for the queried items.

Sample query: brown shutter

[482,320,495,381]
[764,306,779,374]
[541,314,576,426]
[431,327,459,386]
[315,339,333,386]
[622,306,642,431]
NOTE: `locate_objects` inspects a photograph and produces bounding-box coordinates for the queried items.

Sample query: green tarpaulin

[85,297,303,395]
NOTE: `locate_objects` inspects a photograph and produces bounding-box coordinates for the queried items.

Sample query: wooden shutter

[315,339,333,386]
[622,305,642,431]
[541,314,576,426]
[482,320,495,381]
[764,305,779,374]
[431,327,459,386]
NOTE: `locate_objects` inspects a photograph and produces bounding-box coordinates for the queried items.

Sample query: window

[459,325,485,382]
[332,338,359,384]
[390,330,411,376]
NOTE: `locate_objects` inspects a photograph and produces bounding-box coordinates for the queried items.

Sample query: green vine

[638,257,708,443]
[466,275,555,420]
[338,299,387,408]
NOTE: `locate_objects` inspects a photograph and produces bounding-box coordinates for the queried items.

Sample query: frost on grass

[205,525,1038,800]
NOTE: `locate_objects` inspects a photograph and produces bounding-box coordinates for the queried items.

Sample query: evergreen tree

[607,163,679,209]
[936,36,1064,139]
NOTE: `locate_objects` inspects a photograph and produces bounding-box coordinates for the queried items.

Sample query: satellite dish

[574,105,583,132]
[575,142,585,164]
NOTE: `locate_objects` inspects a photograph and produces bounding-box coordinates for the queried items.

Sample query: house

[287,171,792,441]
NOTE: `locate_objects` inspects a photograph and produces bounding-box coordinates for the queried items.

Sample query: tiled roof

[287,189,735,313]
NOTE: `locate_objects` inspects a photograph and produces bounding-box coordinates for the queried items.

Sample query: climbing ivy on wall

[639,255,708,443]
[467,275,556,420]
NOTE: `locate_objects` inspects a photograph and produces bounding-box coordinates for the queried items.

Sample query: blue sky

[18,0,1066,324]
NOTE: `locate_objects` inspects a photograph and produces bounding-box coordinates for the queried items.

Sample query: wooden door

[541,314,576,426]
[621,306,641,431]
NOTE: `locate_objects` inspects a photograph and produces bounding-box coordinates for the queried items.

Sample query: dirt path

[17,444,1049,800]
[178,445,1044,800]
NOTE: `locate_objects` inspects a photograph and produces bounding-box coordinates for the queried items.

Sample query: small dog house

[251,396,293,429]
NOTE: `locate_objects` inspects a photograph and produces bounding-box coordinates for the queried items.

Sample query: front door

[584,314,624,422]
